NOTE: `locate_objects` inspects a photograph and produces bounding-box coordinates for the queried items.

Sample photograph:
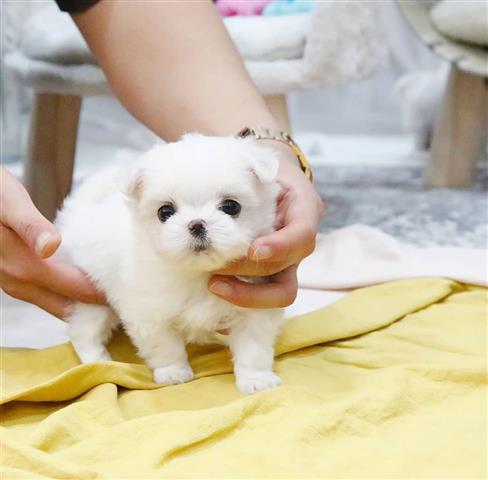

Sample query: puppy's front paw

[236,370,282,394]
[153,362,194,385]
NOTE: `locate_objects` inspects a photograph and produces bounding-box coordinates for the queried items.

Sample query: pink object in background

[215,0,272,17]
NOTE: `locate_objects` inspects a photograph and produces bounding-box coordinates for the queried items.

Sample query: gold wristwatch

[236,127,313,182]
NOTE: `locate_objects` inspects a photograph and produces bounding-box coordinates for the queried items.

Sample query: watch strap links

[237,127,313,182]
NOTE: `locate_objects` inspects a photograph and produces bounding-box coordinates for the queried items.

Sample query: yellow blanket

[1,279,486,479]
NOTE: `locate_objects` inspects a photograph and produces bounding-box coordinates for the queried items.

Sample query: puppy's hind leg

[68,303,118,363]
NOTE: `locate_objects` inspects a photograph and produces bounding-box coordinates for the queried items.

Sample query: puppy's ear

[124,167,145,202]
[248,146,279,184]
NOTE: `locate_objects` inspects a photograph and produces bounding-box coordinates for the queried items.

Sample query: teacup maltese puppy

[56,134,284,394]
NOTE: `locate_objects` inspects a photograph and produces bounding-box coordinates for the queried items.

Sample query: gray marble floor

[315,164,488,248]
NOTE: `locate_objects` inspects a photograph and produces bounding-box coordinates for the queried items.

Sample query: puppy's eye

[219,199,241,217]
[157,204,176,222]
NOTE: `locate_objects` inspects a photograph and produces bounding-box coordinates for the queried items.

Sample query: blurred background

[3,2,442,156]
[1,1,486,245]
[1,0,487,348]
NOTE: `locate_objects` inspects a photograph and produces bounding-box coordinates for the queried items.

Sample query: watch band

[236,127,313,182]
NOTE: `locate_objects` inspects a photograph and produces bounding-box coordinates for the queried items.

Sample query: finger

[208,265,298,309]
[39,258,106,304]
[2,276,71,319]
[1,168,61,258]
[249,221,316,264]
[214,257,289,277]
[0,225,105,305]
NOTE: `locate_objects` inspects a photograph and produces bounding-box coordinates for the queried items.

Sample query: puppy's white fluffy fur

[56,134,284,394]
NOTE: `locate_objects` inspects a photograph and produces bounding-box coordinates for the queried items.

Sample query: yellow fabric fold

[1,278,486,478]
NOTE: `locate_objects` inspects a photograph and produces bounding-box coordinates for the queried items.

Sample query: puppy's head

[125,134,280,271]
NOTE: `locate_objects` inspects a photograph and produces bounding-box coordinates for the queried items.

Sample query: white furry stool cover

[4,1,384,96]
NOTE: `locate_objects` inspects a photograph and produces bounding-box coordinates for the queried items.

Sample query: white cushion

[430,0,488,47]
[20,4,310,65]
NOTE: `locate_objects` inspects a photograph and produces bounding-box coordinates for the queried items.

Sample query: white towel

[298,224,487,290]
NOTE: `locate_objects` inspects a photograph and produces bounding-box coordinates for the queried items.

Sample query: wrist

[260,139,301,168]
[236,127,313,182]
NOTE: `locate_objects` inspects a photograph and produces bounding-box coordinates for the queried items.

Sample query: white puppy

[56,134,284,394]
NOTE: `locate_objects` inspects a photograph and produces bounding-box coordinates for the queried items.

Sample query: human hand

[0,167,105,318]
[209,144,324,308]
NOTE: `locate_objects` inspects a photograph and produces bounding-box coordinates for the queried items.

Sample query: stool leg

[24,93,82,221]
[264,94,291,132]
[425,67,487,188]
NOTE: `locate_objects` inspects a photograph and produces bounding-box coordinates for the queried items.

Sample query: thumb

[249,221,316,264]
[17,213,62,258]
[1,168,61,258]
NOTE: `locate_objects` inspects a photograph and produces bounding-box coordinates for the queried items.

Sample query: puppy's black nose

[188,219,207,238]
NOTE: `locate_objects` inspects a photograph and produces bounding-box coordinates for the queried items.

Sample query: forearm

[73,0,279,141]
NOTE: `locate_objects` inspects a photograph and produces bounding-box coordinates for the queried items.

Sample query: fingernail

[209,281,233,297]
[35,232,53,256]
[251,246,273,261]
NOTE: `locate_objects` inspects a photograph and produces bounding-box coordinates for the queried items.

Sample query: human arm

[71,0,324,308]
[72,0,324,308]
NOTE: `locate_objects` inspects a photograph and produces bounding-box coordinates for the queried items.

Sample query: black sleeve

[55,0,101,13]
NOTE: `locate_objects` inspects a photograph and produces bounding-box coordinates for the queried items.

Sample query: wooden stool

[397,0,488,188]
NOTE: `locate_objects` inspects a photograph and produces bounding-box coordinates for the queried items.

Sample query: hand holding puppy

[69,1,325,313]
[1,143,323,318]
[0,167,104,317]
[210,145,325,308]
